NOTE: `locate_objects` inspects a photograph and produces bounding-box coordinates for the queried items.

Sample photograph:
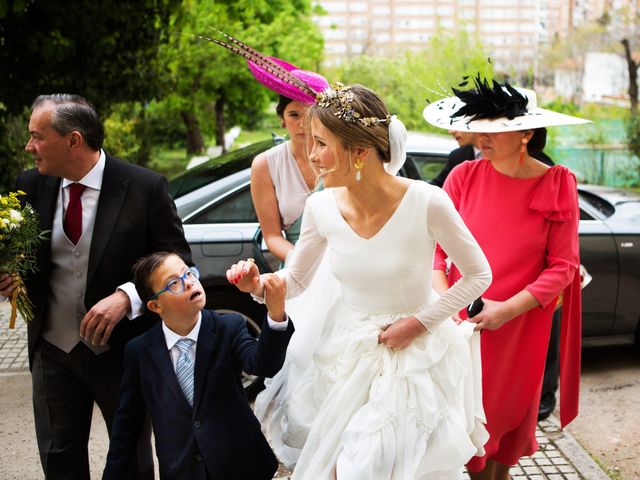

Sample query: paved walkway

[0,304,610,479]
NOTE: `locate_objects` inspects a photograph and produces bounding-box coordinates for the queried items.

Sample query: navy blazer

[16,153,192,363]
[430,144,476,188]
[103,309,294,480]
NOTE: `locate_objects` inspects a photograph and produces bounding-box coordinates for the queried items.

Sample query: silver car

[170,134,640,395]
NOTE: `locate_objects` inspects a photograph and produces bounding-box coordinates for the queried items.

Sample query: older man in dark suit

[0,94,191,479]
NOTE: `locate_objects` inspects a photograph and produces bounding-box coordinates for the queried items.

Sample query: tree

[334,29,492,131]
[156,0,324,155]
[0,0,179,115]
[622,38,640,160]
[0,0,181,191]
[621,39,639,115]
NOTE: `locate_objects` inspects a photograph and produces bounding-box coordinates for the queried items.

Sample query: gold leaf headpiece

[316,83,391,126]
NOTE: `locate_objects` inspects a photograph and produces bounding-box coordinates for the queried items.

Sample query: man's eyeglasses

[150,266,200,300]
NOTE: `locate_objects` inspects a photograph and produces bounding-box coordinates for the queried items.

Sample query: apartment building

[313,0,630,74]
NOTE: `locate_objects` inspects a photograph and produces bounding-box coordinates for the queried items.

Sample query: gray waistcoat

[43,188,107,354]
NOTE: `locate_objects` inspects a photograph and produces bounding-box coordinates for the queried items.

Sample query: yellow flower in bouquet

[0,191,47,327]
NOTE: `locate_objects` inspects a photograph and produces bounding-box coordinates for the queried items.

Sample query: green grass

[150,128,283,179]
[149,147,190,179]
[233,128,285,149]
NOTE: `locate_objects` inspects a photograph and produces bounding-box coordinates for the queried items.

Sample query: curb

[545,413,610,480]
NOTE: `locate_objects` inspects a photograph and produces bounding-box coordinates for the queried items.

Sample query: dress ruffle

[266,299,487,480]
[528,165,582,427]
[559,268,582,427]
[528,166,577,222]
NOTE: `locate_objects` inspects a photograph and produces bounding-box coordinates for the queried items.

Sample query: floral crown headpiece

[316,83,391,127]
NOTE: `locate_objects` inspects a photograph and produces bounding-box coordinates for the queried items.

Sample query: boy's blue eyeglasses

[150,266,200,300]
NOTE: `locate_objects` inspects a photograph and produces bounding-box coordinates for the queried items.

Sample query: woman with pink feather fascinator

[204,31,342,466]
[202,31,329,257]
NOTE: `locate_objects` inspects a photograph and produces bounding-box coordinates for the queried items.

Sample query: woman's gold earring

[354,156,364,181]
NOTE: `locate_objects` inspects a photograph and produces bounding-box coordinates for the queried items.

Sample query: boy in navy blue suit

[103,252,293,480]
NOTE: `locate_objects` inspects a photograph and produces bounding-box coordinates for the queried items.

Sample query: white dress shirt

[163,312,202,371]
[162,311,289,370]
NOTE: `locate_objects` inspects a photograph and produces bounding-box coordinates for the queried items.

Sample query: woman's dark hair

[527,128,547,154]
[31,94,104,150]
[133,251,179,305]
[276,95,294,118]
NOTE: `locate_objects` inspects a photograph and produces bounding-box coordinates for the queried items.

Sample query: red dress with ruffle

[434,160,582,471]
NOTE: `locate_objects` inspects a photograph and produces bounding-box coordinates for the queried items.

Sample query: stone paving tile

[0,305,29,371]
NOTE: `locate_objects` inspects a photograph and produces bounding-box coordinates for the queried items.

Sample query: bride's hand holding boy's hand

[378,316,426,350]
[226,259,263,296]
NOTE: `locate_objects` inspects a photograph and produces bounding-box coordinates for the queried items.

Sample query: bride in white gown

[228,83,492,479]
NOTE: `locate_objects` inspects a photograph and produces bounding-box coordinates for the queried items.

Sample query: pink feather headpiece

[201,31,328,105]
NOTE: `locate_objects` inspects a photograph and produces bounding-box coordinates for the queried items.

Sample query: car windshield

[578,189,615,218]
[169,140,275,199]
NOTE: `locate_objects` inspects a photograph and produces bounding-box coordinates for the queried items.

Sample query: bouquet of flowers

[0,191,46,327]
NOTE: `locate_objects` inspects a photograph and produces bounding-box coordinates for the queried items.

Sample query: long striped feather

[198,32,319,97]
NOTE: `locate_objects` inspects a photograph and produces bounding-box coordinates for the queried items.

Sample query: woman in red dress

[423,76,590,480]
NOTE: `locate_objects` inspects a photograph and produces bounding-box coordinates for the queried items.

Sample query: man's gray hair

[32,94,104,150]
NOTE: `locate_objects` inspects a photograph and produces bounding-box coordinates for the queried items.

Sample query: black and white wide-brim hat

[423,85,591,133]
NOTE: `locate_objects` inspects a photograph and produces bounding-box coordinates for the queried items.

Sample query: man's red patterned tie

[64,183,86,245]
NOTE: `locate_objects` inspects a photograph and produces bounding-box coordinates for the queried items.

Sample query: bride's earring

[354,156,364,181]
[519,138,527,165]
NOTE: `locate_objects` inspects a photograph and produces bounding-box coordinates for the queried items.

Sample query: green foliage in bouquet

[0,191,46,325]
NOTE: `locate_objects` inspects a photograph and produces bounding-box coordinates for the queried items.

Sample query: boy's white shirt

[162,311,288,371]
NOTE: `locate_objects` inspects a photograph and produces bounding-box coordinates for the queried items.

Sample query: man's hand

[0,273,14,298]
[80,290,130,346]
[377,316,427,350]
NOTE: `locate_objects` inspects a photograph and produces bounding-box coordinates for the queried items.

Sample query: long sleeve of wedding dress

[279,185,491,332]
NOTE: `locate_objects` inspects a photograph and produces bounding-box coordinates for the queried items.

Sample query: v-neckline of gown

[330,181,417,241]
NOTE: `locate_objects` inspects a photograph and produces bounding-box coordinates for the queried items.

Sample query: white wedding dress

[256,181,491,480]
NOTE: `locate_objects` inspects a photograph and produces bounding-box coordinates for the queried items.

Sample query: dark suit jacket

[16,153,192,365]
[430,144,476,188]
[430,144,555,188]
[103,309,294,480]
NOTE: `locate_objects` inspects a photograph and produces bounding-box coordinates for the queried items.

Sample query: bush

[627,114,640,159]
[0,108,31,194]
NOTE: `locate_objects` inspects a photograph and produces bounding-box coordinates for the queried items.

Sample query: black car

[170,135,640,393]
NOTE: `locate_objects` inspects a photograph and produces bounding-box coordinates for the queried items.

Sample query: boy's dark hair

[133,251,179,305]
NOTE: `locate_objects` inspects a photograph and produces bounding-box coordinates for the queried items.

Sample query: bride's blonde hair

[310,84,391,164]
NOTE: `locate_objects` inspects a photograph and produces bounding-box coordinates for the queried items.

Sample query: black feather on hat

[451,74,529,121]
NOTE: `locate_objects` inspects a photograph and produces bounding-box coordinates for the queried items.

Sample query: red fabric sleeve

[559,268,582,427]
[525,167,580,306]
[433,162,466,272]
[526,166,582,427]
